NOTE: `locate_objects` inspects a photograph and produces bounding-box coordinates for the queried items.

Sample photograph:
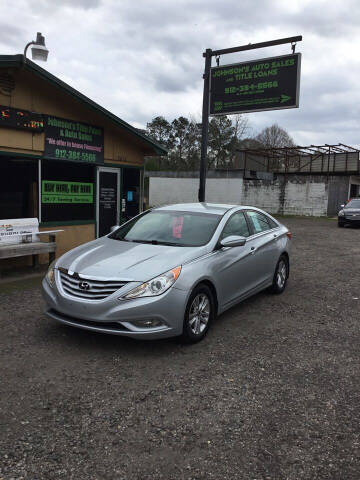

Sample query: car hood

[344,208,360,214]
[56,237,209,281]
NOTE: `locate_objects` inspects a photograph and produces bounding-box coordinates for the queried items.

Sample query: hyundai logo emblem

[79,281,90,291]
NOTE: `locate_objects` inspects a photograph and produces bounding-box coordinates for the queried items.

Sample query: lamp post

[24,32,49,62]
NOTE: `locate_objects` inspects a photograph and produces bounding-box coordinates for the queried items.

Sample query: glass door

[96,167,120,237]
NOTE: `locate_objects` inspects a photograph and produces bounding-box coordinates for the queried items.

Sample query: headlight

[338,210,345,216]
[46,260,56,286]
[121,266,181,300]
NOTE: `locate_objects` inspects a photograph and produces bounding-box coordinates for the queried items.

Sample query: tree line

[145,115,295,171]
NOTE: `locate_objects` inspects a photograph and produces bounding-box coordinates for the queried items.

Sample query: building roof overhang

[0,54,167,156]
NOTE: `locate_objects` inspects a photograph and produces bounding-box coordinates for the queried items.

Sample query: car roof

[153,203,238,215]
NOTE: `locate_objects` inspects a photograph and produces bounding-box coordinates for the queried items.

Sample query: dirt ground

[0,217,359,480]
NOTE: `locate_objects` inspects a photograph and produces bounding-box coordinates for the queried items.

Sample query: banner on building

[44,116,104,163]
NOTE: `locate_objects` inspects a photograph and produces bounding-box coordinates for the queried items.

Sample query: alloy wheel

[276,260,287,289]
[188,293,210,335]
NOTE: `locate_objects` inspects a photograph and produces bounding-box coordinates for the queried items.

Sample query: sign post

[198,35,302,202]
[199,49,212,203]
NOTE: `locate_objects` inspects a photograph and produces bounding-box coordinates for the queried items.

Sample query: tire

[180,284,215,344]
[269,255,289,294]
[338,222,344,228]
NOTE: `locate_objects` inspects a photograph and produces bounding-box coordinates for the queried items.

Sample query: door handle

[250,246,257,254]
[273,233,277,238]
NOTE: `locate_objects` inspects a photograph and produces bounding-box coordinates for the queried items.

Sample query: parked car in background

[338,198,360,227]
[42,203,291,343]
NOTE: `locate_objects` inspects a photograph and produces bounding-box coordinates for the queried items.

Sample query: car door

[211,211,259,309]
[245,210,280,287]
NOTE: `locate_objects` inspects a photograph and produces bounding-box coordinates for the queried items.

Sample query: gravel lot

[1,217,359,480]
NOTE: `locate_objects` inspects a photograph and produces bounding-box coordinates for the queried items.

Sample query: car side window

[220,212,250,240]
[246,211,272,234]
[267,216,279,229]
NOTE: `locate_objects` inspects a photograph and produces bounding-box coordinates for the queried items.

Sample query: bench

[0,218,63,268]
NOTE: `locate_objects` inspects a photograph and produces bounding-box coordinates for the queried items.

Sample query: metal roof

[237,143,360,158]
[237,143,360,174]
[0,54,167,156]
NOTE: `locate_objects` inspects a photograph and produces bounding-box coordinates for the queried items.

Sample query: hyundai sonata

[42,203,291,343]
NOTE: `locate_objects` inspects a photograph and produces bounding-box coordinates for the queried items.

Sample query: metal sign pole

[198,48,212,202]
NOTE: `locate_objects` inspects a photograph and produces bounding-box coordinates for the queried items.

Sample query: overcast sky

[1,0,360,146]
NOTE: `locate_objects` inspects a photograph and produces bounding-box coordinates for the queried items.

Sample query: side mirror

[340,204,345,209]
[110,225,119,233]
[220,235,247,248]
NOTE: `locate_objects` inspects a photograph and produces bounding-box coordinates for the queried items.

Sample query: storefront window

[41,160,95,222]
[0,158,38,220]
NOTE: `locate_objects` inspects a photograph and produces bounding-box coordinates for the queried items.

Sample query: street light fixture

[24,32,49,62]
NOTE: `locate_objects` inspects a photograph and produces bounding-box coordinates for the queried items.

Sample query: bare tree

[255,123,295,149]
[229,115,250,165]
[255,124,296,171]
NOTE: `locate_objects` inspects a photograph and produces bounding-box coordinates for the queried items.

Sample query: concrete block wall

[241,180,281,214]
[149,175,332,216]
[149,177,242,206]
[283,182,327,216]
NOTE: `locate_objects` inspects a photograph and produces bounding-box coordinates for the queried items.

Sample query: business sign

[42,180,94,204]
[0,105,44,131]
[0,218,39,245]
[210,53,301,115]
[44,116,104,163]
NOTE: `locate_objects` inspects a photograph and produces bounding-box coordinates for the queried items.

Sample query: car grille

[58,269,128,300]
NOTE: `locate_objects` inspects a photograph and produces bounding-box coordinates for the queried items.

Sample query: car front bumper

[42,271,188,339]
[339,215,360,225]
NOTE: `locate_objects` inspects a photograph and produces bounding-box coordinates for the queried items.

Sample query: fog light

[130,319,164,328]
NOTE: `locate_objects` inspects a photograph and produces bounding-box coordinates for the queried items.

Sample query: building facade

[0,55,166,269]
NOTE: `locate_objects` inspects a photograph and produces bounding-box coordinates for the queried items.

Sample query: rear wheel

[269,255,289,294]
[180,284,214,344]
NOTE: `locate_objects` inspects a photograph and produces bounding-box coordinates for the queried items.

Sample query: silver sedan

[42,203,291,343]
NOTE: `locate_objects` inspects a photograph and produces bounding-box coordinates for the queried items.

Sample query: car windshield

[109,210,222,247]
[346,199,360,208]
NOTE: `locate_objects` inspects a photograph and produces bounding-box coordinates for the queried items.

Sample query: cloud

[0,22,24,47]
[0,0,360,145]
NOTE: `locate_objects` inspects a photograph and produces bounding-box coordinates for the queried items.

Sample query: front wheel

[180,284,215,344]
[269,255,289,294]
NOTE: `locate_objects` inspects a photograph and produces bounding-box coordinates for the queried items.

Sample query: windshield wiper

[128,239,186,246]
